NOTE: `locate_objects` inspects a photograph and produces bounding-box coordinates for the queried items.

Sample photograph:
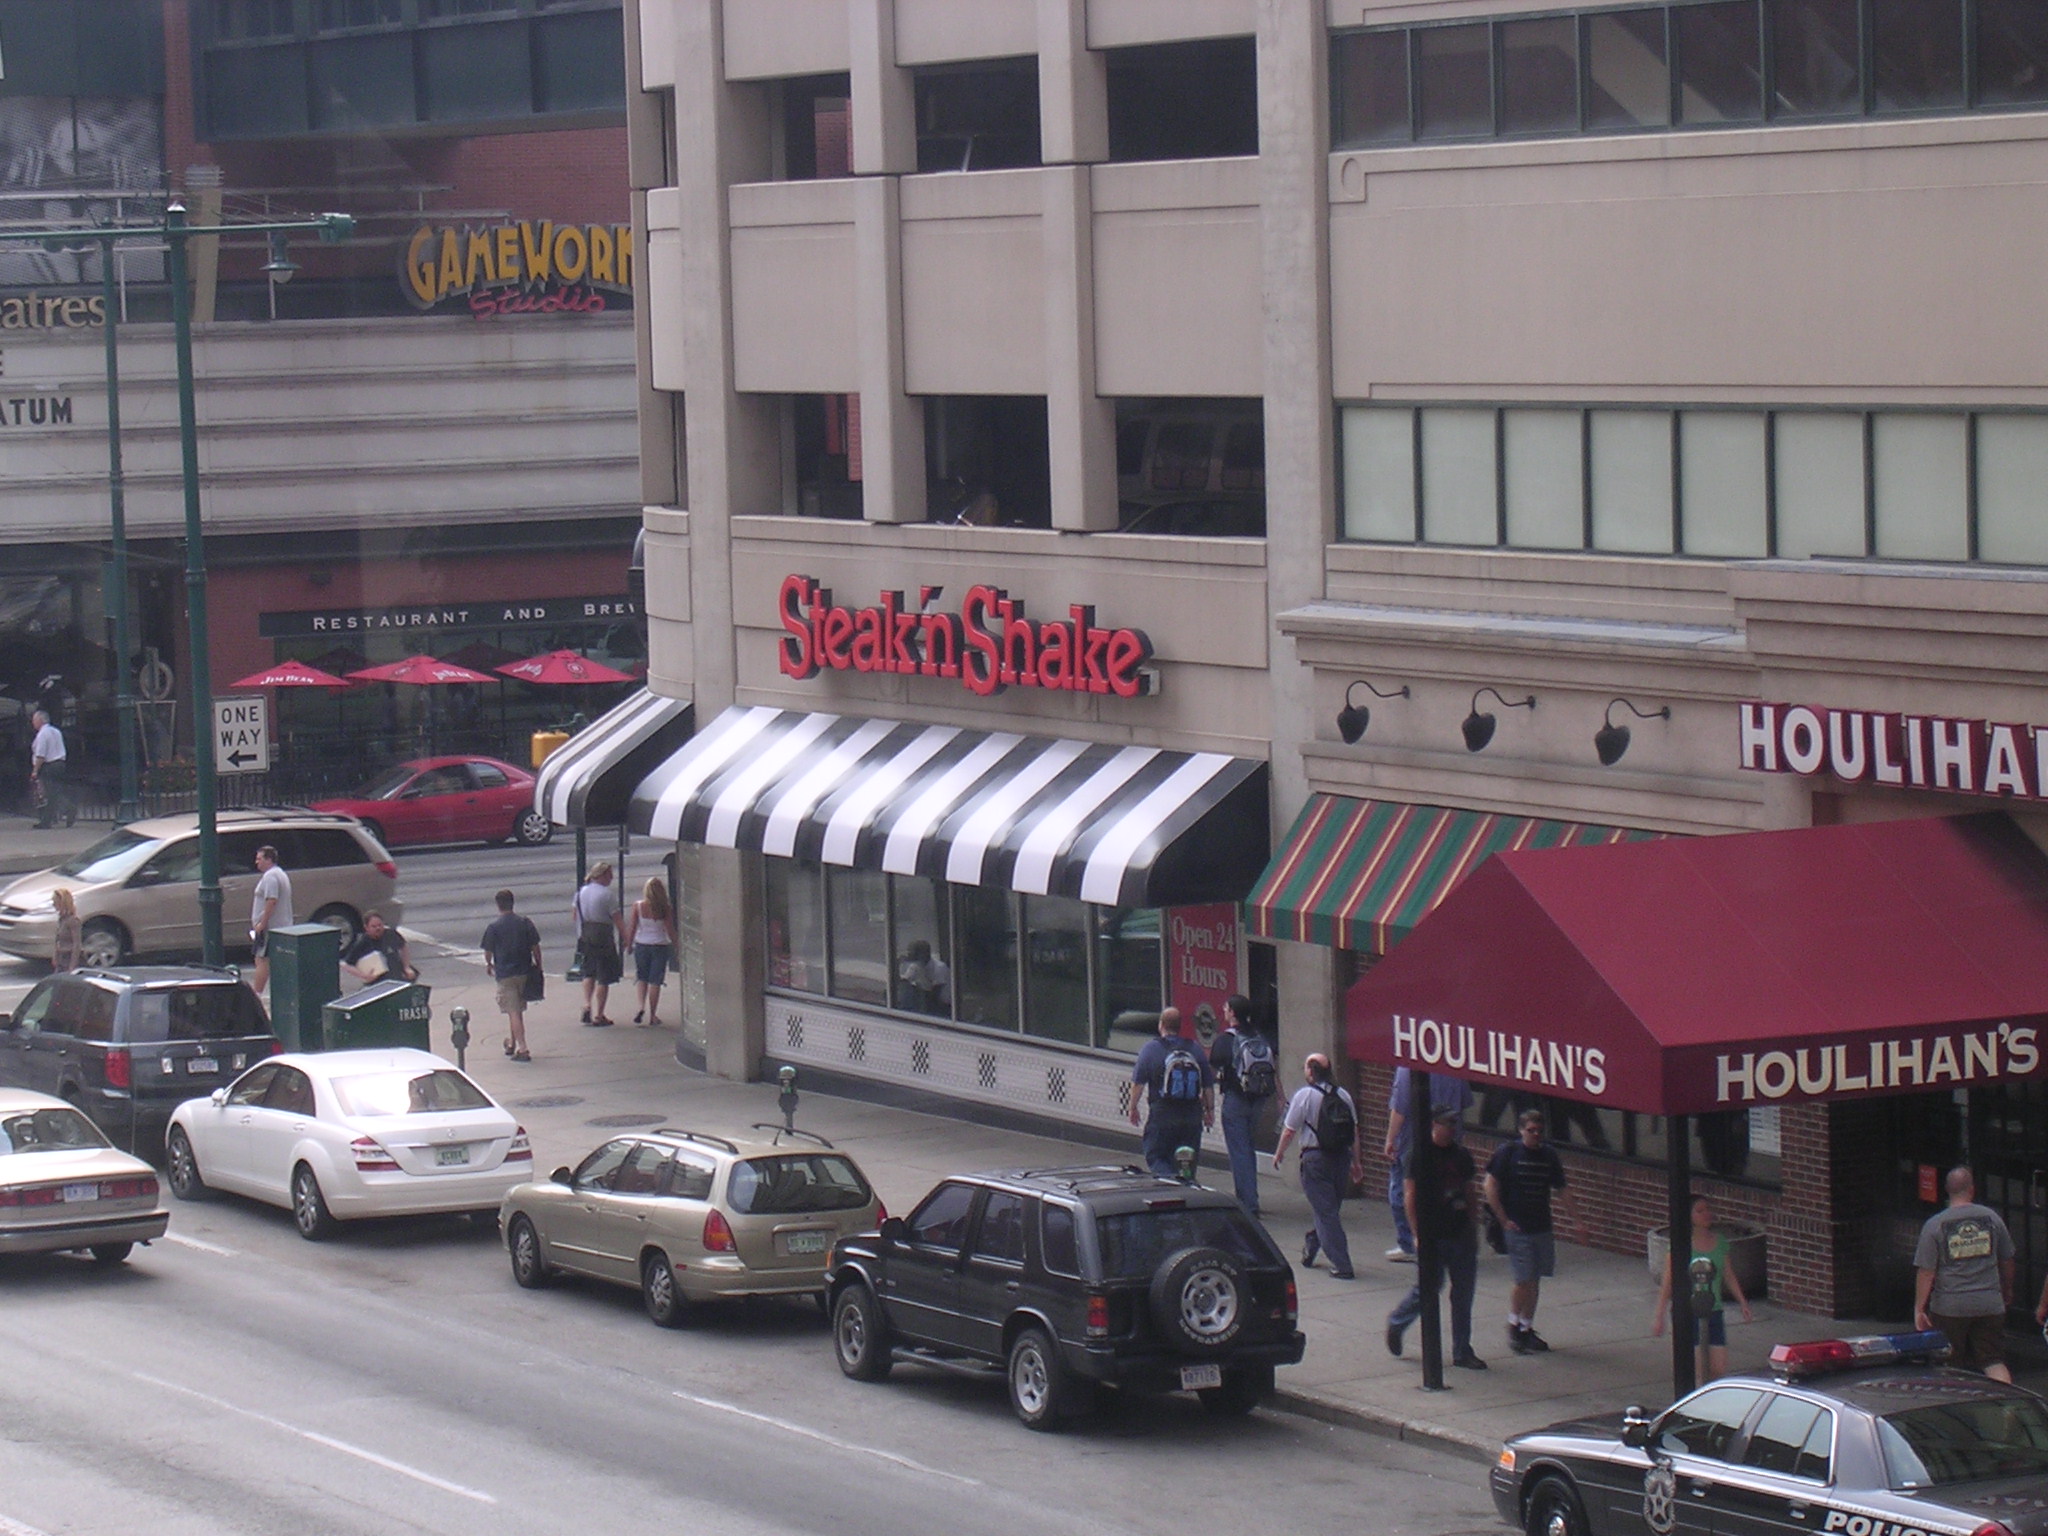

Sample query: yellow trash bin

[531,729,571,768]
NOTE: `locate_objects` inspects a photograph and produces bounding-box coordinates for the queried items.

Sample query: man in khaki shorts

[1914,1165,2014,1381]
[480,889,542,1063]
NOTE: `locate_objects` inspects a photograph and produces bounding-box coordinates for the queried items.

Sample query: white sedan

[164,1049,531,1240]
[0,1088,166,1265]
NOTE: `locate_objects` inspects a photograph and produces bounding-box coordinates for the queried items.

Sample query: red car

[312,757,552,849]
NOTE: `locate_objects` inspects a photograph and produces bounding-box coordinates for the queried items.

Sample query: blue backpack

[1161,1043,1205,1102]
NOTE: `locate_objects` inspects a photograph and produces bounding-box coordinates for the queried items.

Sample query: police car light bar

[1769,1330,1952,1378]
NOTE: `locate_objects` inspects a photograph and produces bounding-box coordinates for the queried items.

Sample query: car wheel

[1006,1326,1077,1432]
[166,1127,208,1201]
[89,1242,133,1266]
[291,1164,336,1241]
[832,1282,892,1381]
[78,918,127,970]
[514,808,554,847]
[507,1215,551,1289]
[358,820,385,848]
[1525,1477,1590,1536]
[642,1251,690,1328]
[1198,1362,1273,1417]
[311,904,361,948]
[1148,1246,1245,1353]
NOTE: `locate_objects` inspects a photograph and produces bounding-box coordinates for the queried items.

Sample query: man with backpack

[1273,1053,1362,1280]
[1128,1007,1215,1179]
[1210,994,1275,1215]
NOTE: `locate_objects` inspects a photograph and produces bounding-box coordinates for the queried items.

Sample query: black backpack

[1313,1083,1355,1155]
[1233,1032,1277,1099]
[1160,1043,1205,1102]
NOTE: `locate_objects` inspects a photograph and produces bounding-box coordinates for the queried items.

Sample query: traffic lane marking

[0,1511,53,1536]
[672,1391,982,1487]
[132,1372,496,1505]
[162,1232,238,1257]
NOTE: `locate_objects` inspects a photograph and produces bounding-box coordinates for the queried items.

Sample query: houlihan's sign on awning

[402,220,633,317]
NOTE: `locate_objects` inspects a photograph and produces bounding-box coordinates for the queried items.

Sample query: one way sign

[213,695,271,776]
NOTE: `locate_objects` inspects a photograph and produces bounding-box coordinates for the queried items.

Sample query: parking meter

[449,1006,470,1071]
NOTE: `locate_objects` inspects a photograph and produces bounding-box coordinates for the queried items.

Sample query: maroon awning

[1344,813,2048,1116]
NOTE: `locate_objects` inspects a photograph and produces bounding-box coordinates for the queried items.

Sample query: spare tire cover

[1149,1246,1245,1352]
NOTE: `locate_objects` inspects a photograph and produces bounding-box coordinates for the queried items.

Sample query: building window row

[1341,404,2048,565]
[1333,0,2048,148]
[765,858,1164,1058]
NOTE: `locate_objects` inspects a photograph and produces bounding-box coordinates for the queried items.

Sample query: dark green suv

[826,1165,1303,1430]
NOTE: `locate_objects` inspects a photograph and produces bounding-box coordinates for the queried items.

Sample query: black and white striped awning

[533,690,694,828]
[628,707,1269,909]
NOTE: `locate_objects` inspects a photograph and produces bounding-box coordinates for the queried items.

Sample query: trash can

[268,923,342,1052]
[321,979,433,1052]
[531,729,570,768]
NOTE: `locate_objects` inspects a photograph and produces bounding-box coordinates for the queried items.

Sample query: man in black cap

[1386,1107,1485,1370]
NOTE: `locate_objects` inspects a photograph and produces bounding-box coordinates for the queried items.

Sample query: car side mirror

[551,1166,573,1185]
[878,1216,907,1247]
[1621,1406,1653,1449]
[209,1088,229,1107]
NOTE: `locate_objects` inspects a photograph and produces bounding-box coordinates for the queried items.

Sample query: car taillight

[507,1127,531,1161]
[104,1176,157,1201]
[1971,1524,2017,1536]
[702,1209,736,1252]
[1284,1276,1298,1323]
[875,1201,887,1224]
[351,1137,399,1172]
[1086,1294,1110,1338]
[103,1049,131,1089]
[375,860,398,879]
[0,1185,63,1208]
[265,1039,284,1056]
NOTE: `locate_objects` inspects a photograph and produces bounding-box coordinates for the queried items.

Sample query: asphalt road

[0,1184,1502,1536]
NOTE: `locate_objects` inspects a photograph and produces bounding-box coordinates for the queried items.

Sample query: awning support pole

[1410,1067,1445,1391]
[1668,1113,1695,1399]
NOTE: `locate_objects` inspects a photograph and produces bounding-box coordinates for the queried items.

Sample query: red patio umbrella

[349,656,498,685]
[495,650,635,685]
[230,660,353,689]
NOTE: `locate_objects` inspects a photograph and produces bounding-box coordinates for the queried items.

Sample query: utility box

[321,979,432,1053]
[531,728,569,768]
[268,923,342,1052]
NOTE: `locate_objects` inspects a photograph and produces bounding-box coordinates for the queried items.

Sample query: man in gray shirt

[1913,1165,2014,1381]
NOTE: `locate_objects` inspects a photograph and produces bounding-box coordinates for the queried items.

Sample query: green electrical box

[268,923,342,1052]
[322,979,433,1053]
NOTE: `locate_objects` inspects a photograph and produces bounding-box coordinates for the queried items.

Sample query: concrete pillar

[849,0,916,175]
[1276,941,1342,1072]
[698,845,767,1082]
[853,176,926,523]
[1037,0,1107,166]
[1043,166,1117,532]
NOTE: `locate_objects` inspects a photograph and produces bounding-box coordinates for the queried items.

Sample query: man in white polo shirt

[29,709,70,829]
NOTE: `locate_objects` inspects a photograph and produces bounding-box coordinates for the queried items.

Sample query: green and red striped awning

[1247,796,1663,955]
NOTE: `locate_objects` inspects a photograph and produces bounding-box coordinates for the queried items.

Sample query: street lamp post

[100,243,138,824]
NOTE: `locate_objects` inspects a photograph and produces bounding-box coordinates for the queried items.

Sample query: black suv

[0,967,280,1156]
[826,1165,1304,1430]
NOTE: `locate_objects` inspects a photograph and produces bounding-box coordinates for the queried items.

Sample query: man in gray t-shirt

[1913,1166,2014,1381]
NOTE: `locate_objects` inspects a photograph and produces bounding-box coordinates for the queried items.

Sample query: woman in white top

[630,876,678,1026]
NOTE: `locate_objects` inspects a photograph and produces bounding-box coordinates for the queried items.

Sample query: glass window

[263,1068,316,1114]
[1585,9,1671,130]
[1657,1386,1766,1460]
[973,1191,1028,1263]
[953,886,1019,1033]
[55,829,155,884]
[611,1144,671,1196]
[1774,412,1867,557]
[1094,907,1161,1055]
[1873,0,1963,111]
[1976,416,2048,565]
[1417,24,1493,138]
[1503,409,1585,549]
[1872,413,1969,561]
[666,1153,716,1201]
[1590,410,1675,553]
[1219,421,1264,493]
[1150,421,1214,493]
[316,0,401,28]
[1743,1395,1833,1479]
[1771,0,1860,117]
[827,867,889,1007]
[1680,412,1769,556]
[913,59,1041,173]
[1341,407,1416,541]
[891,876,952,1017]
[330,1068,492,1117]
[1675,1,1762,123]
[1879,1395,2048,1487]
[72,985,118,1044]
[1095,1207,1269,1281]
[128,983,270,1043]
[227,1064,278,1107]
[1502,17,1579,134]
[0,1107,106,1154]
[766,859,825,995]
[573,1139,633,1191]
[729,1154,873,1213]
[1978,0,2048,107]
[1105,37,1259,162]
[1334,29,1411,144]
[1421,408,1499,545]
[1040,1202,1080,1275]
[1024,895,1090,1047]
[907,1181,979,1253]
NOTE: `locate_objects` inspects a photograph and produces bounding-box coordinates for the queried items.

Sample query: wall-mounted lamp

[1594,698,1671,766]
[1336,679,1410,744]
[1461,687,1535,753]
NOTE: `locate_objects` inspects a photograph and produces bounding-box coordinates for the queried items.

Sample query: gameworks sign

[777,576,1155,698]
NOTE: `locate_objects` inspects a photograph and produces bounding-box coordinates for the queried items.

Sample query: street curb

[1268,1385,1497,1464]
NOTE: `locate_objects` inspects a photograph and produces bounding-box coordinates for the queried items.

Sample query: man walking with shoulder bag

[1273,1054,1362,1280]
[1128,1007,1214,1178]
[1210,994,1275,1215]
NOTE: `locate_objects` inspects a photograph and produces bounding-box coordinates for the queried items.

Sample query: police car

[1492,1332,2048,1536]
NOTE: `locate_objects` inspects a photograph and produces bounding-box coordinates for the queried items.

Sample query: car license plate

[435,1145,470,1167]
[62,1183,99,1204]
[188,1057,218,1075]
[1179,1364,1223,1391]
[781,1229,828,1255]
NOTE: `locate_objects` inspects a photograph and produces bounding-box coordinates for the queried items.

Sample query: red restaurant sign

[1739,701,2048,802]
[777,576,1155,699]
[1166,905,1241,1040]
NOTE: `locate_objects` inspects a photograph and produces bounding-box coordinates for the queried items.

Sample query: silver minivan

[0,811,400,969]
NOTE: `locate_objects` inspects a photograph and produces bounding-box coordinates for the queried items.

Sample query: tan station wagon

[500,1129,883,1327]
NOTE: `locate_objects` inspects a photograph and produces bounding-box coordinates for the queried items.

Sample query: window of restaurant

[763,856,1165,1055]
[1462,1092,1783,1189]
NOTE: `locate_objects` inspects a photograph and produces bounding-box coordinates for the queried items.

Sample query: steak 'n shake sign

[1739,701,2048,801]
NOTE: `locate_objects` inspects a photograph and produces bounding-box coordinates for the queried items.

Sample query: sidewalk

[0,822,100,877]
